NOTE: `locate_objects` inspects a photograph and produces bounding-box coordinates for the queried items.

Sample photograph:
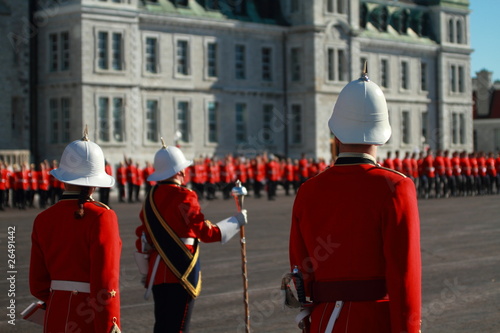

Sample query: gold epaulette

[376,165,407,178]
[90,200,111,210]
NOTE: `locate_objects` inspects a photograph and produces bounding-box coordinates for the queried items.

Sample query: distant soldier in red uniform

[0,162,7,210]
[28,163,39,208]
[422,150,435,199]
[402,151,413,179]
[30,130,121,333]
[135,144,247,332]
[298,153,309,185]
[126,158,137,203]
[451,151,463,196]
[382,151,395,170]
[433,150,446,198]
[116,161,127,203]
[460,151,473,195]
[486,152,498,194]
[14,163,29,209]
[289,70,421,333]
[393,150,403,173]
[250,155,265,198]
[206,159,220,200]
[266,155,280,200]
[143,161,156,195]
[37,162,50,209]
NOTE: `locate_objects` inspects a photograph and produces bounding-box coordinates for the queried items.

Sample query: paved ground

[0,190,499,332]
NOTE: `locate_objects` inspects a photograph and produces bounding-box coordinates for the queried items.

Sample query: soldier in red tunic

[30,130,121,333]
[135,143,247,332]
[289,70,421,333]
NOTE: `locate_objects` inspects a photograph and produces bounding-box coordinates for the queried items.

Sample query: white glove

[217,209,248,244]
[234,209,248,226]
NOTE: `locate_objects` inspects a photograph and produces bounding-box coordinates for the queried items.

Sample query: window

[146,100,158,143]
[263,104,274,144]
[448,19,455,43]
[451,112,465,145]
[401,61,409,90]
[290,104,302,144]
[98,96,124,143]
[326,0,346,14]
[145,37,158,73]
[327,48,346,82]
[61,32,70,71]
[290,0,299,13]
[235,44,246,79]
[262,47,272,81]
[421,111,428,144]
[420,62,428,91]
[207,42,217,78]
[49,97,71,144]
[380,59,389,88]
[337,50,345,81]
[327,48,335,81]
[401,111,410,144]
[49,31,70,72]
[459,113,465,144]
[49,33,58,72]
[291,47,301,81]
[456,20,463,44]
[97,31,123,71]
[176,40,190,75]
[177,101,190,142]
[235,103,247,144]
[49,99,59,144]
[450,65,457,92]
[458,66,465,93]
[207,102,218,143]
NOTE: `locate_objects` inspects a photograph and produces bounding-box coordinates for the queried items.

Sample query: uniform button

[72,290,79,295]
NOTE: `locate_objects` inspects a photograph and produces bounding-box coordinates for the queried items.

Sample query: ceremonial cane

[232,180,250,333]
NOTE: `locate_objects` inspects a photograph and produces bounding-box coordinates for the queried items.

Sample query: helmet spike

[160,137,167,149]
[82,125,89,141]
[360,60,370,82]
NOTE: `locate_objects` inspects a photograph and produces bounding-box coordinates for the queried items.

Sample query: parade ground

[1,191,500,332]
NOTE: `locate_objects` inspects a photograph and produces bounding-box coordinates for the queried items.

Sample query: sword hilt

[292,266,307,304]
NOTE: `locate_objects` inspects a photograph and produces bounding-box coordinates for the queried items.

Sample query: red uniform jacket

[30,194,121,332]
[137,183,221,286]
[290,154,421,333]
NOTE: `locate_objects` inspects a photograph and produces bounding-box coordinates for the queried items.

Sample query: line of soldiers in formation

[380,149,500,199]
[2,149,500,211]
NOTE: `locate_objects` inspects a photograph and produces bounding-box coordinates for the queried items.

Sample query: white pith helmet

[328,65,392,145]
[147,138,193,182]
[50,127,115,188]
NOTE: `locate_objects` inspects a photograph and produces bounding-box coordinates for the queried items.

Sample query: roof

[140,0,289,26]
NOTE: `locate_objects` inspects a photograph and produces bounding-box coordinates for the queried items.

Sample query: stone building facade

[1,0,473,166]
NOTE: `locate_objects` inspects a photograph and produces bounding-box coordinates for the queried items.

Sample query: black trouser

[152,283,194,333]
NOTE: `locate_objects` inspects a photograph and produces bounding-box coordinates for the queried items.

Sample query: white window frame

[143,34,160,75]
[262,103,274,144]
[175,99,191,143]
[290,103,303,145]
[48,97,71,144]
[174,36,191,78]
[290,47,302,82]
[235,43,247,80]
[261,46,273,82]
[96,94,126,144]
[95,28,125,72]
[401,110,411,145]
[48,31,70,72]
[204,38,218,80]
[380,57,390,89]
[145,98,160,144]
[400,60,409,90]
[235,102,248,144]
[206,100,218,144]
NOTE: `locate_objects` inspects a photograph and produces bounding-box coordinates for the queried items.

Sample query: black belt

[312,279,387,302]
